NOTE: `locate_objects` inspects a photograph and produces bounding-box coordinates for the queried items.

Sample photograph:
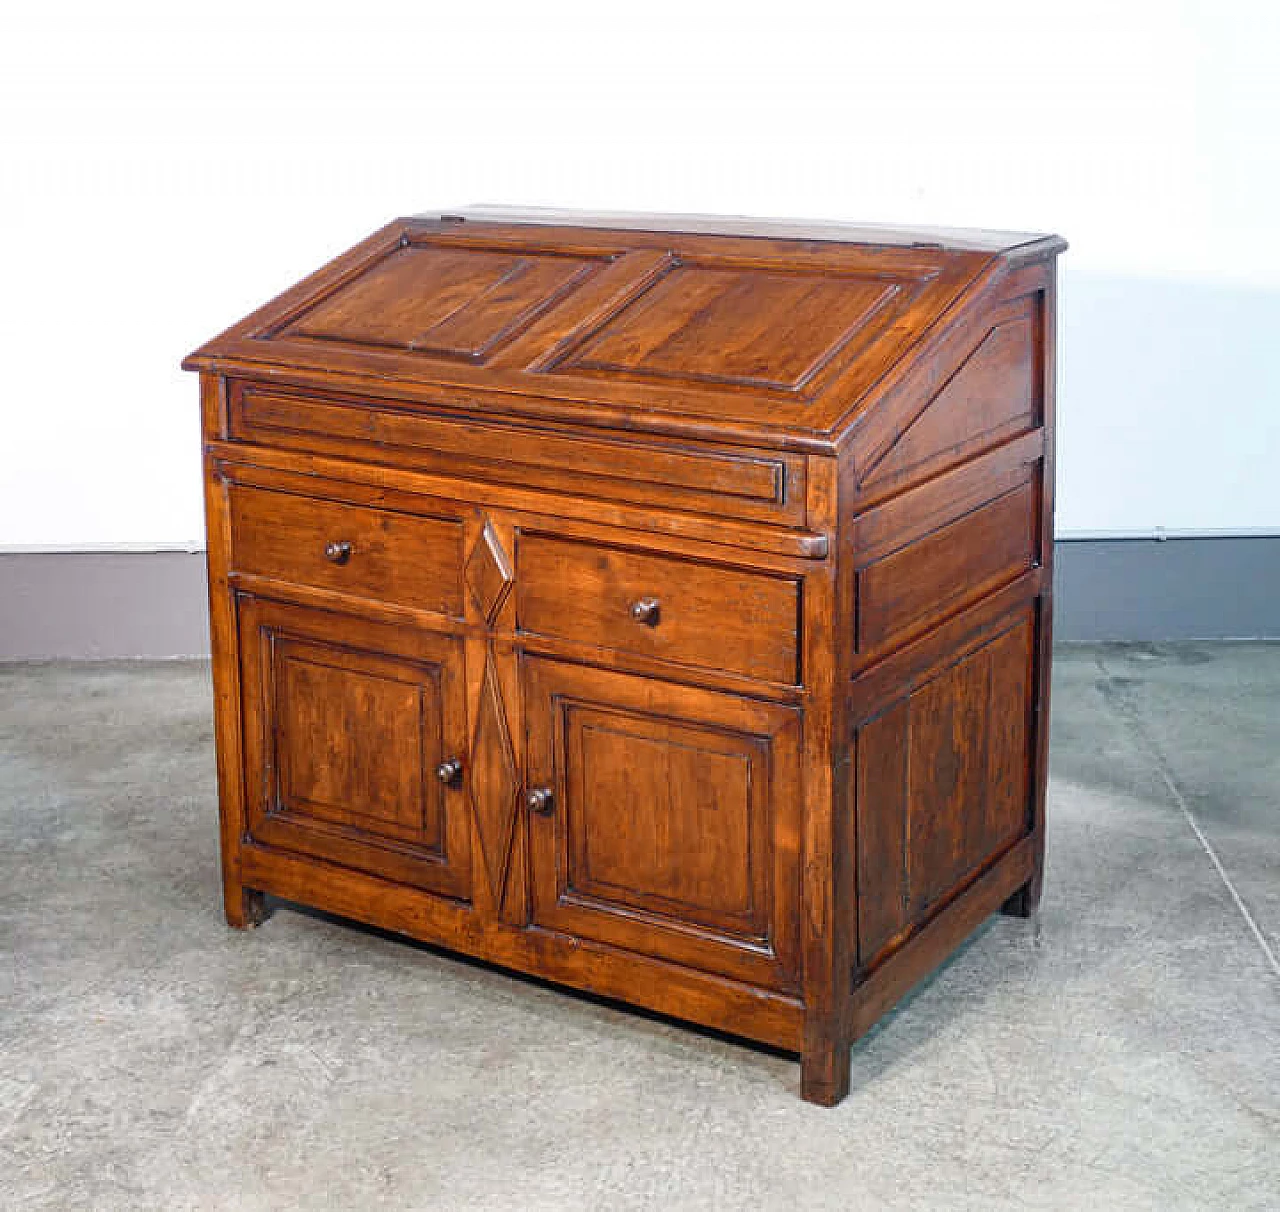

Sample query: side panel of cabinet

[523,657,802,992]
[850,438,1042,664]
[853,610,1036,969]
[237,595,471,899]
[851,289,1042,507]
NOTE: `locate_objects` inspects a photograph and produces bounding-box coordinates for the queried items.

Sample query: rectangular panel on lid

[275,240,605,363]
[549,259,902,395]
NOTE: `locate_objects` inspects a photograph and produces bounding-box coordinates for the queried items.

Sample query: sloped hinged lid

[185,208,1066,445]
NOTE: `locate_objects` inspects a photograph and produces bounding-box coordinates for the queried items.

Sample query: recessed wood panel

[571,717,756,932]
[277,650,438,849]
[854,698,911,968]
[524,658,802,991]
[856,479,1038,653]
[280,242,601,362]
[517,533,801,684]
[228,483,465,617]
[237,596,470,897]
[554,262,899,394]
[855,614,1035,967]
[860,300,1040,497]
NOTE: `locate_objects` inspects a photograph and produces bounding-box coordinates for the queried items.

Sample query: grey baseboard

[1052,535,1280,642]
[1,537,1277,659]
[0,551,211,660]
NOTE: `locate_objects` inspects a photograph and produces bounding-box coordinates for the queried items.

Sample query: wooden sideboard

[184,207,1065,1105]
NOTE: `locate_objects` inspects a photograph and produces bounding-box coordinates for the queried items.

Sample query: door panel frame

[237,593,471,899]
[523,655,802,991]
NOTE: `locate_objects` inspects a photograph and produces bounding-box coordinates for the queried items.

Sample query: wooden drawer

[227,483,466,617]
[516,533,801,685]
[228,381,806,527]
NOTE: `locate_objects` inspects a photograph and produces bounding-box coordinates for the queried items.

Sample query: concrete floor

[1,646,1277,1210]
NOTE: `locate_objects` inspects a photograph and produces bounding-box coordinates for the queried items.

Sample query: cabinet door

[524,658,801,991]
[237,595,470,898]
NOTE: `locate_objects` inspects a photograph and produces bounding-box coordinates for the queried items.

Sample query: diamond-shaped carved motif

[470,654,518,902]
[465,521,514,625]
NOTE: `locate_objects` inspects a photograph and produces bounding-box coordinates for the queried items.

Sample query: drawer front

[228,483,466,617]
[516,533,801,685]
[229,381,806,527]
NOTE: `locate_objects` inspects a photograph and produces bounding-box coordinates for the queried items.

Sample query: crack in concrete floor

[1092,649,1280,978]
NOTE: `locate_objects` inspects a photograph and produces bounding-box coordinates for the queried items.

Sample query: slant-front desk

[184,208,1065,1104]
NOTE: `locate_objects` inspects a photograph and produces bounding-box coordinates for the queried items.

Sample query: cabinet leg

[800,1038,851,1107]
[225,884,270,930]
[1001,881,1039,918]
[1001,841,1044,919]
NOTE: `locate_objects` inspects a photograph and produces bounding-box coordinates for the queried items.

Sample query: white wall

[2,0,1276,547]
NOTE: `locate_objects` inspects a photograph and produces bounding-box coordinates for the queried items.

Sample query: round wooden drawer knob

[436,757,463,786]
[629,597,661,626]
[526,786,555,815]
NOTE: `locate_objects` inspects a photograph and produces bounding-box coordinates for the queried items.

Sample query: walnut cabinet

[184,208,1065,1104]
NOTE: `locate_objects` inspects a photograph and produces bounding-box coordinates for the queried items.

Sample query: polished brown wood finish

[186,208,1064,1104]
